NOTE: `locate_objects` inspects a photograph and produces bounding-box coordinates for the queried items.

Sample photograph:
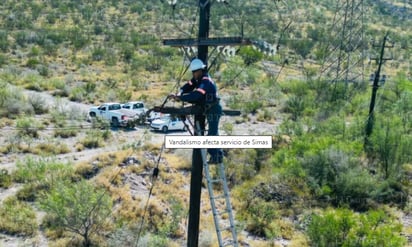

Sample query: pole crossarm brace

[152,106,241,116]
[163,36,251,47]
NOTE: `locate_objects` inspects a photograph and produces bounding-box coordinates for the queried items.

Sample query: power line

[134,141,165,247]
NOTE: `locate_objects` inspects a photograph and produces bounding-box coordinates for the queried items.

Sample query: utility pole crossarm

[163,37,252,47]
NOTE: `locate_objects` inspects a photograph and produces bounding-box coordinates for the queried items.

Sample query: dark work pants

[206,103,223,159]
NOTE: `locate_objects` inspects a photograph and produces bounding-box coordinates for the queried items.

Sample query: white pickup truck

[88,102,140,128]
[121,101,148,115]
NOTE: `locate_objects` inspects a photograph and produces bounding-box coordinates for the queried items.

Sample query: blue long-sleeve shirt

[179,73,219,105]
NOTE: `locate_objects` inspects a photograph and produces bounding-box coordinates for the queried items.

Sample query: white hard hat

[190,58,206,71]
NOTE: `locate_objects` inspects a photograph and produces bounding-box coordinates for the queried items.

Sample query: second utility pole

[364,32,391,150]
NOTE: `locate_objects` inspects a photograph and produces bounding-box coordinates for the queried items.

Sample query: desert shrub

[0,82,33,118]
[53,121,78,138]
[69,86,86,102]
[104,48,118,66]
[91,46,106,61]
[32,142,70,155]
[289,39,315,59]
[116,89,132,102]
[6,98,34,117]
[16,116,43,138]
[80,129,111,149]
[13,157,74,185]
[284,95,305,121]
[241,197,279,238]
[0,30,9,52]
[39,180,113,247]
[226,149,259,184]
[333,168,377,211]
[16,182,50,202]
[137,234,168,247]
[0,169,12,188]
[369,116,408,179]
[26,58,40,69]
[278,118,304,137]
[235,175,299,238]
[120,43,135,63]
[158,196,185,238]
[0,54,7,67]
[74,163,99,179]
[237,46,263,66]
[257,108,275,122]
[371,179,408,207]
[28,93,49,114]
[0,197,37,236]
[307,208,406,247]
[303,148,377,210]
[244,98,263,114]
[68,27,90,49]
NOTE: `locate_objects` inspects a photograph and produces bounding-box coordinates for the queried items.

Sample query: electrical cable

[134,141,165,247]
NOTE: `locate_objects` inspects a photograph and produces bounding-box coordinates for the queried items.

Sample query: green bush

[241,197,279,238]
[0,197,37,236]
[284,95,305,121]
[53,122,78,138]
[28,94,49,114]
[0,169,12,188]
[0,30,9,52]
[307,208,406,247]
[0,54,7,67]
[80,129,111,149]
[91,46,106,61]
[237,46,263,66]
[16,182,49,202]
[0,83,34,118]
[13,157,74,185]
[303,148,377,210]
[157,196,185,238]
[69,86,86,102]
[16,116,42,138]
[39,180,113,247]
[369,116,407,179]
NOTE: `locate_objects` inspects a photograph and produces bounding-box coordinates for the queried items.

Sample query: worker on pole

[170,58,224,164]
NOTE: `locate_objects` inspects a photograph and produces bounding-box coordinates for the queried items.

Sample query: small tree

[39,180,112,247]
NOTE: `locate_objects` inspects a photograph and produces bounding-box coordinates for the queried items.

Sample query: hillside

[0,0,412,246]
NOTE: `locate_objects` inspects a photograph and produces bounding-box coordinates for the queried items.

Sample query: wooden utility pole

[364,33,392,149]
[186,1,210,246]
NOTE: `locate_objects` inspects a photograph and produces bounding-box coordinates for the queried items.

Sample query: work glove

[168,93,181,101]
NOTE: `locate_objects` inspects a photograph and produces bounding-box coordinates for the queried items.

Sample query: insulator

[168,0,177,5]
[369,73,375,81]
[228,47,236,57]
[380,74,386,83]
[269,48,276,56]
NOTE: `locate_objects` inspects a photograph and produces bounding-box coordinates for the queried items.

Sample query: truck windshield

[109,104,121,110]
